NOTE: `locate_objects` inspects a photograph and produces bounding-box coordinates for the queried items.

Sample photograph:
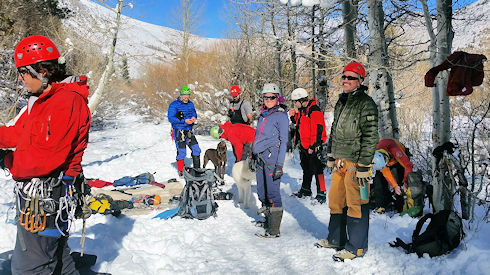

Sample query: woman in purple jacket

[253,83,289,238]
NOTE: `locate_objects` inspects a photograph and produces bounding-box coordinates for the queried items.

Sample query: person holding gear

[228,85,253,125]
[316,62,379,261]
[168,86,202,177]
[252,83,289,238]
[372,138,414,215]
[0,35,92,274]
[290,88,328,204]
[210,121,255,162]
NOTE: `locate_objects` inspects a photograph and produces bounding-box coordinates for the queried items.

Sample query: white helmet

[291,88,308,101]
[262,83,280,95]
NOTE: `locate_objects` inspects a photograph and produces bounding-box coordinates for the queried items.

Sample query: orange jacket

[0,78,91,180]
[377,138,413,187]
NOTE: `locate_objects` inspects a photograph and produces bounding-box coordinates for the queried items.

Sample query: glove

[228,109,234,118]
[176,111,184,120]
[326,154,335,172]
[356,164,372,186]
[248,158,257,172]
[0,149,11,170]
[272,165,283,181]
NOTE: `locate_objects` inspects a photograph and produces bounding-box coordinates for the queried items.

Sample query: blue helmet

[373,151,387,171]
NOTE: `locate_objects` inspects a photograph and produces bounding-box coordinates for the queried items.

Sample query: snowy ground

[0,114,489,274]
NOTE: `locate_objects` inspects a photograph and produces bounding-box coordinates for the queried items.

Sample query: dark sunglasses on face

[18,68,29,75]
[263,95,277,101]
[341,75,359,81]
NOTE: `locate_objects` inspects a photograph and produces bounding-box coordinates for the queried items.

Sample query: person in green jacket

[316,62,379,261]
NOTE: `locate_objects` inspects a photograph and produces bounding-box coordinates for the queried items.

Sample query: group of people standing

[166,61,392,261]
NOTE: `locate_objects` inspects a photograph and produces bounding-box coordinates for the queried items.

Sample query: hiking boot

[178,171,184,178]
[332,249,365,262]
[255,232,280,238]
[374,207,385,214]
[315,239,342,250]
[292,188,312,198]
[315,192,326,204]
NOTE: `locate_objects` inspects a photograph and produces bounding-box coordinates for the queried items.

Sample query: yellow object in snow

[89,198,111,214]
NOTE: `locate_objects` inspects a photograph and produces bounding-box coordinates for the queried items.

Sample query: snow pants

[256,147,282,207]
[299,149,326,195]
[373,163,405,212]
[173,129,201,160]
[11,225,79,275]
[327,159,369,255]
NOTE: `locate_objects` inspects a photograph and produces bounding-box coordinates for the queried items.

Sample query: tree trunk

[316,7,327,111]
[311,5,316,99]
[88,0,123,113]
[423,0,454,212]
[287,6,297,90]
[342,0,358,58]
[367,0,399,139]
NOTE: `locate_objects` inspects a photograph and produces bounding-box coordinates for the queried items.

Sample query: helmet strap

[26,65,48,94]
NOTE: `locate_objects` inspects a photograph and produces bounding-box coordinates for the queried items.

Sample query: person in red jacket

[0,35,91,274]
[372,138,413,214]
[211,121,255,162]
[289,88,328,204]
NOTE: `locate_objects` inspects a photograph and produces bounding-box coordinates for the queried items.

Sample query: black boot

[192,155,200,169]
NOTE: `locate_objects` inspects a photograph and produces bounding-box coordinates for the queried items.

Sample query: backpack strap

[413,213,433,241]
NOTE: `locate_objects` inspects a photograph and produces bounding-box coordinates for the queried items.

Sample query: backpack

[390,210,464,257]
[176,167,219,220]
[113,172,155,187]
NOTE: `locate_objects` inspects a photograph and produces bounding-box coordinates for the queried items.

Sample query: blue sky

[101,0,230,39]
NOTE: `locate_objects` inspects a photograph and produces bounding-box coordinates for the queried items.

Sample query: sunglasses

[263,95,277,101]
[18,68,29,75]
[341,75,359,81]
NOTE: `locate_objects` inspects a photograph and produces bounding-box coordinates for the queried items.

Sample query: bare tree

[367,0,399,139]
[421,0,454,212]
[88,0,124,113]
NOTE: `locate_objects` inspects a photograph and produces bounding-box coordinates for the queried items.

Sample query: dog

[203,141,227,180]
[232,159,256,209]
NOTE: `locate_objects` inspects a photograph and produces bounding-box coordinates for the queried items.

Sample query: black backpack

[176,167,219,220]
[390,210,464,257]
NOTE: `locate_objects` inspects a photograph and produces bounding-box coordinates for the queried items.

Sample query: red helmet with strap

[343,62,366,79]
[230,85,241,97]
[14,35,61,68]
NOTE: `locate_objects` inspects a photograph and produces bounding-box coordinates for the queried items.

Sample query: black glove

[272,165,283,181]
[0,149,11,170]
[248,158,257,172]
[176,111,185,120]
[228,109,234,118]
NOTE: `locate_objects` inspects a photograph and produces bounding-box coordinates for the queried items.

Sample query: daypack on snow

[113,172,155,187]
[176,167,219,220]
[390,210,464,257]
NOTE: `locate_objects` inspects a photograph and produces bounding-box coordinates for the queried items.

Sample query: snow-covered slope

[62,0,220,78]
[0,114,489,274]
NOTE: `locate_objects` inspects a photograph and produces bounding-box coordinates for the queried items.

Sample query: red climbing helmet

[343,62,366,79]
[230,85,241,97]
[14,35,61,68]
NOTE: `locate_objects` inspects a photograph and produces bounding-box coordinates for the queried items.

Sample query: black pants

[299,149,326,194]
[11,225,79,275]
[373,163,405,212]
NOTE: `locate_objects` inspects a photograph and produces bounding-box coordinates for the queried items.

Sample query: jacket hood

[42,76,90,102]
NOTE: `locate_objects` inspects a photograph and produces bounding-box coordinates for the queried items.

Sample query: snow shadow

[0,250,12,274]
[281,174,328,239]
[84,152,129,167]
[69,216,135,269]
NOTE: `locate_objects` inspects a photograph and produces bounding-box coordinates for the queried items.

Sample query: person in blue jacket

[253,83,289,238]
[167,86,201,177]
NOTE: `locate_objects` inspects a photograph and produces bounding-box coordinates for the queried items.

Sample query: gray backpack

[176,167,218,220]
